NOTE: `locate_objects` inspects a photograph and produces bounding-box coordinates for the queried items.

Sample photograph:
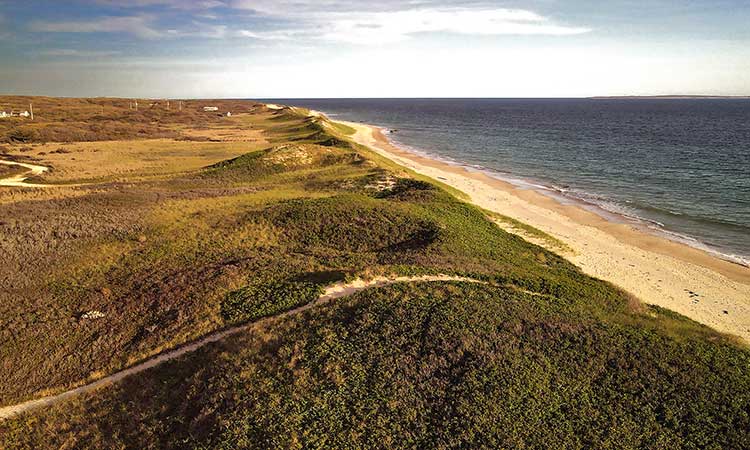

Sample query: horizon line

[2,94,750,101]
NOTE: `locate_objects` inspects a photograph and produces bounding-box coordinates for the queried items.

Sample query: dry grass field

[5,140,267,184]
[0,96,748,449]
[0,97,324,404]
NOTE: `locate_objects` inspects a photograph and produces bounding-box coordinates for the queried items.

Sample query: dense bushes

[5,282,748,449]
[221,280,323,324]
[375,177,438,200]
[264,195,442,253]
[5,127,37,143]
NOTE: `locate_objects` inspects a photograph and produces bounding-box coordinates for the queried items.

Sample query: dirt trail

[0,275,480,420]
[0,159,51,188]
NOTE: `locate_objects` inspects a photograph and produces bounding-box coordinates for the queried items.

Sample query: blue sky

[1,0,749,97]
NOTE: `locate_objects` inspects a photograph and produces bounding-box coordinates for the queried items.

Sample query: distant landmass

[591,95,750,99]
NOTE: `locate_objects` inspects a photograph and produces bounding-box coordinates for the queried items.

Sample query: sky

[0,0,749,98]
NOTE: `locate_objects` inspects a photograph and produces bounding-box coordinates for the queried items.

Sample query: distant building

[203,106,219,112]
[0,111,31,118]
[226,112,232,117]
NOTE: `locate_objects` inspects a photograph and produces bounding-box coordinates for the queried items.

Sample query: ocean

[268,98,750,266]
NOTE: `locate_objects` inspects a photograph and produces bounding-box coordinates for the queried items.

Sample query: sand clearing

[0,159,51,188]
[340,120,750,343]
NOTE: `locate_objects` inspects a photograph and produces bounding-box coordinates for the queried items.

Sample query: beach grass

[0,97,748,449]
[484,208,574,253]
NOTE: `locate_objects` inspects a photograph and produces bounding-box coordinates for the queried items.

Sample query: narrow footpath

[0,275,481,420]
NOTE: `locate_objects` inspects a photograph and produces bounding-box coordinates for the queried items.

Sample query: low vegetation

[0,164,27,178]
[0,96,263,144]
[0,97,747,449]
[3,281,749,449]
[221,280,324,324]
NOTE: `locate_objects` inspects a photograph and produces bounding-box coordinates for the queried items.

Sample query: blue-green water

[270,99,750,266]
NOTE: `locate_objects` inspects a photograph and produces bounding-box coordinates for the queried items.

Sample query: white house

[203,106,219,112]
[1,110,33,119]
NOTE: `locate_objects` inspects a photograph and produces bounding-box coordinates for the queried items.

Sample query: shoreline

[385,139,750,269]
[336,118,750,343]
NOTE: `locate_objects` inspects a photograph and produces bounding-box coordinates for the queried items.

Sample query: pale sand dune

[340,120,750,343]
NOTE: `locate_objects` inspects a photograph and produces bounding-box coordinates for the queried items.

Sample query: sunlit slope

[0,102,747,449]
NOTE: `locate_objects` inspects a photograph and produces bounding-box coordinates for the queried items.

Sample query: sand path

[340,120,750,343]
[0,159,51,188]
[0,275,479,420]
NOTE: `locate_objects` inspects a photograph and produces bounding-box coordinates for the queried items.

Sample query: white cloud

[30,15,161,39]
[93,0,225,9]
[162,22,231,38]
[230,0,422,15]
[229,2,590,44]
[26,2,590,45]
[236,29,298,41]
[230,8,590,45]
[194,24,229,38]
[317,8,591,44]
[38,49,122,57]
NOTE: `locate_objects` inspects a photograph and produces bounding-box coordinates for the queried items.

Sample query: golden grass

[1,139,266,184]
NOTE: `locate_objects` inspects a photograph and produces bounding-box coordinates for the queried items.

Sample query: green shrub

[264,195,442,254]
[6,127,37,143]
[375,178,437,200]
[221,280,323,324]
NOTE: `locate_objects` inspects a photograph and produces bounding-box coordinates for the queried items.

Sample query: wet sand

[340,120,750,343]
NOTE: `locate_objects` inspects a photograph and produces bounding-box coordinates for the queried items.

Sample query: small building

[19,111,30,118]
[203,106,219,112]
[0,111,8,118]
[226,112,232,117]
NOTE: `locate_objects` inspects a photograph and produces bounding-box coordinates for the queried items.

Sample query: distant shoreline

[590,95,750,100]
[334,116,750,343]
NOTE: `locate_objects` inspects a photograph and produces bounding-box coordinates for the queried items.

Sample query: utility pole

[167,101,170,110]
[179,101,182,112]
[135,100,138,112]
[29,103,34,121]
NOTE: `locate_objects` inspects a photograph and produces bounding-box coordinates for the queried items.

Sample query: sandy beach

[339,120,750,343]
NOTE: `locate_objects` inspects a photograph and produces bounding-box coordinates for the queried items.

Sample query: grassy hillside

[0,98,748,449]
[4,282,749,449]
[0,96,262,143]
